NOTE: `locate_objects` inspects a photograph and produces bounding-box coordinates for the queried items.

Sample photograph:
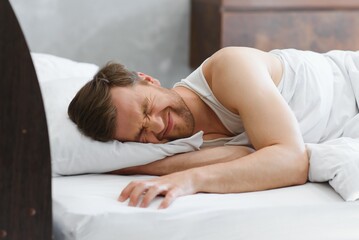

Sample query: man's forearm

[117,143,309,209]
[109,145,254,176]
[192,144,309,194]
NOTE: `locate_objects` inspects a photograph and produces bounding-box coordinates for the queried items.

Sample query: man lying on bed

[68,47,359,209]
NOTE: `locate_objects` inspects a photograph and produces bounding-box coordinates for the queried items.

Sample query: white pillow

[32,53,100,83]
[32,53,203,177]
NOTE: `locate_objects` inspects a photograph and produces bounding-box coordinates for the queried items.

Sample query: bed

[35,46,359,240]
[1,0,359,239]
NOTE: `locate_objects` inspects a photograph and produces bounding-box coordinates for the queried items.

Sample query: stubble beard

[168,90,195,140]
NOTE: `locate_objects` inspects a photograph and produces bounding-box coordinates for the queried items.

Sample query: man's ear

[137,72,161,86]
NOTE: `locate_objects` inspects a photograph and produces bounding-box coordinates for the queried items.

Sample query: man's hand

[115,146,253,209]
[118,170,198,209]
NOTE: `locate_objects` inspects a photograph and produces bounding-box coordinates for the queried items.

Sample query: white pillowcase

[32,53,203,177]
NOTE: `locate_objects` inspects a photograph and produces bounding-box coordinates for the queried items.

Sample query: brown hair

[68,62,140,142]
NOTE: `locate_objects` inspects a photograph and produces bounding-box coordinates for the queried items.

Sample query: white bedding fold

[307,137,359,201]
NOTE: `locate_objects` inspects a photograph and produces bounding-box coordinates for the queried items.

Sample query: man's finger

[140,185,165,208]
[158,189,179,209]
[128,182,149,206]
[118,181,138,202]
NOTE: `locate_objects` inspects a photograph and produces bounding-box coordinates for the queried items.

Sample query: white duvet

[307,138,359,201]
[271,49,359,202]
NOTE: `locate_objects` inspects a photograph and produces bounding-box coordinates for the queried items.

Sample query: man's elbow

[292,149,309,185]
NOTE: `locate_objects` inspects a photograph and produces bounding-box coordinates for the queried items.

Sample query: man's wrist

[186,167,207,193]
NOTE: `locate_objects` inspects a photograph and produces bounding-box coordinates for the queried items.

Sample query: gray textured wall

[10,0,192,87]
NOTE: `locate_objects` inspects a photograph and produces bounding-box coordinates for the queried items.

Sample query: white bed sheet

[53,174,359,240]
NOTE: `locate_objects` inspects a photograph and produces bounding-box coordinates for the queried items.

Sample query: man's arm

[118,47,309,209]
[109,145,254,175]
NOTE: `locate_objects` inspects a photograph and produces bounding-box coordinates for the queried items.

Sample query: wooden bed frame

[0,1,52,239]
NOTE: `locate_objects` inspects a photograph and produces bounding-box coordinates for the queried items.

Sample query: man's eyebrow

[134,97,149,142]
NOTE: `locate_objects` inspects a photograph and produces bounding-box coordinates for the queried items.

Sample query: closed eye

[139,99,151,143]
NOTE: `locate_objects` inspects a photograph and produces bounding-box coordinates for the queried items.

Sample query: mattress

[53,174,359,240]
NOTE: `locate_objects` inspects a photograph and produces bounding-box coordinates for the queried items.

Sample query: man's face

[110,81,195,143]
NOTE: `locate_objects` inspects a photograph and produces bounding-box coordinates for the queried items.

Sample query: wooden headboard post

[0,0,52,239]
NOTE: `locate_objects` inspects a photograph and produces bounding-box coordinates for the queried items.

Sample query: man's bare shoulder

[212,46,266,59]
[202,47,275,84]
[202,47,276,113]
[207,47,272,70]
